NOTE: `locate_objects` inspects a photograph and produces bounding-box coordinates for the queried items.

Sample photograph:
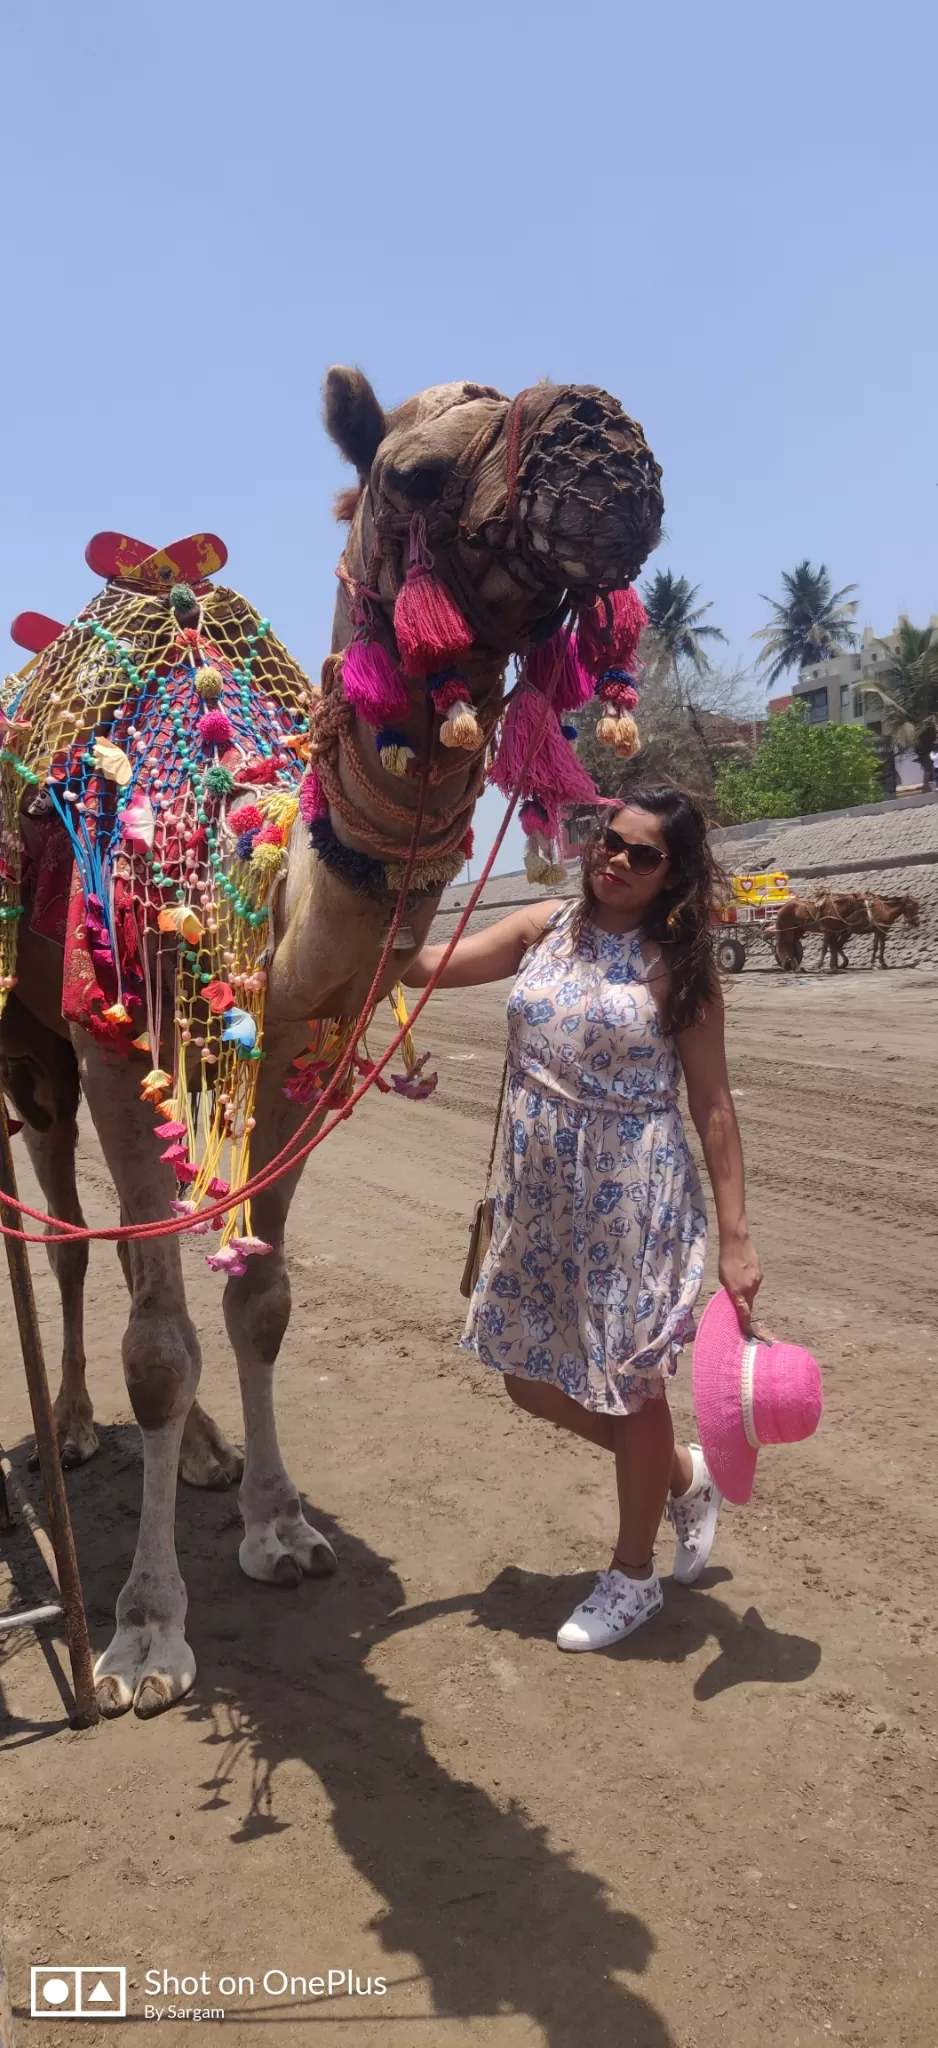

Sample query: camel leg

[223,1076,336,1587]
[116,1209,243,1489]
[74,1036,199,1717]
[20,1116,98,1469]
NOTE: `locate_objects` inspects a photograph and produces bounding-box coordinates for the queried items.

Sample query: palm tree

[753,560,859,686]
[857,620,938,778]
[640,570,727,710]
[863,619,938,731]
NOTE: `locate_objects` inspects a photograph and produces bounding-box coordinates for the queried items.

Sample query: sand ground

[2,964,937,2048]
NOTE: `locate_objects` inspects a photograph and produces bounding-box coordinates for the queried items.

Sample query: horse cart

[712,871,792,973]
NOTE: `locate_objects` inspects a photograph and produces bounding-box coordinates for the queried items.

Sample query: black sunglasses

[600,826,666,875]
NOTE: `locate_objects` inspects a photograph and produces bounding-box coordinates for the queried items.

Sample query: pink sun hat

[692,1287,823,1506]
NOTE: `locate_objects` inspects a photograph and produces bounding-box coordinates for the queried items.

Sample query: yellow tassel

[262,788,301,830]
[195,665,224,700]
[525,849,552,884]
[103,1001,132,1025]
[131,1033,151,1053]
[596,711,620,746]
[614,714,640,758]
[440,701,482,750]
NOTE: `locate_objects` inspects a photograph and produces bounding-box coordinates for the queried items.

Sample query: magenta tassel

[342,640,410,725]
[299,769,329,823]
[489,688,597,809]
[523,633,594,712]
[576,587,648,678]
[392,515,473,677]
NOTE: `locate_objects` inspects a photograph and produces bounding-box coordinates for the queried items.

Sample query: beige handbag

[460,1051,509,1299]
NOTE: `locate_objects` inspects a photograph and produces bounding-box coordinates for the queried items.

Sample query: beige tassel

[614,713,640,758]
[440,698,482,750]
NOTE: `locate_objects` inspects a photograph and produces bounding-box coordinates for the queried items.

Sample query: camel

[815,891,921,970]
[0,370,663,1718]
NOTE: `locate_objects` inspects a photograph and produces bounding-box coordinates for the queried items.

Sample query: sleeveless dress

[462,907,708,1415]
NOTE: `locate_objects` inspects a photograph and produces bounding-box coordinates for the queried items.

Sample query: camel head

[323,369,663,659]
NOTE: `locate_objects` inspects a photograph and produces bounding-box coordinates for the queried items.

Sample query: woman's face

[589,805,672,919]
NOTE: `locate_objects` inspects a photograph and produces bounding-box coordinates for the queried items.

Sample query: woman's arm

[675,987,763,1333]
[401,900,562,990]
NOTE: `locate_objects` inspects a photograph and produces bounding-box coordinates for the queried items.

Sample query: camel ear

[322,366,387,476]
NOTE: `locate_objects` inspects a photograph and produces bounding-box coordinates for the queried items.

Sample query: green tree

[714,705,881,823]
[753,561,859,686]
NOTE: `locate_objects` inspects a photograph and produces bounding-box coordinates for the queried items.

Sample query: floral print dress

[463,908,707,1415]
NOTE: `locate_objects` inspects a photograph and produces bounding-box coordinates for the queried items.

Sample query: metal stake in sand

[0,1105,98,1726]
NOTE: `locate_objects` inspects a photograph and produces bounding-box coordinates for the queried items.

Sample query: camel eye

[384,458,454,505]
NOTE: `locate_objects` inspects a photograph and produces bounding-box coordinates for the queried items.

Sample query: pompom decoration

[393,515,473,678]
[376,727,416,776]
[170,582,199,620]
[195,665,224,700]
[342,640,409,725]
[254,821,285,848]
[199,708,234,750]
[522,633,594,713]
[204,764,237,798]
[229,801,263,834]
[236,830,258,860]
[250,840,285,882]
[576,587,648,679]
[429,674,482,752]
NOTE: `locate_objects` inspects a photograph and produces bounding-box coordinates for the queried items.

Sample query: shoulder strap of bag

[483,1051,509,1198]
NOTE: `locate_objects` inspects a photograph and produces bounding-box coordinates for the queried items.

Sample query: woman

[403,785,762,1652]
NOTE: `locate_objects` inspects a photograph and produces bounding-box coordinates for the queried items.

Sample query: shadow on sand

[1,1425,818,2043]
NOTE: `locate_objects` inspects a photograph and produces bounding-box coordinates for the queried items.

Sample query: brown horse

[815,892,921,970]
[773,897,819,970]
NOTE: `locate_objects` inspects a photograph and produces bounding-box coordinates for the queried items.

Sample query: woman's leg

[505,1372,693,1492]
[610,1393,674,1577]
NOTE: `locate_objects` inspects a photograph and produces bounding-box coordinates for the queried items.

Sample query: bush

[713,706,882,824]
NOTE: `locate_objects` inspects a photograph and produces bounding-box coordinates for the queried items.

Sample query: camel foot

[239,1504,337,1587]
[178,1402,244,1491]
[93,1622,196,1720]
[28,1413,99,1473]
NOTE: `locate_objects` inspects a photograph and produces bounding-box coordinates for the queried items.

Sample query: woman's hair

[571,783,725,1031]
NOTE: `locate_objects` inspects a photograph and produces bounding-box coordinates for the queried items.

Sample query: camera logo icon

[31,1967,127,2019]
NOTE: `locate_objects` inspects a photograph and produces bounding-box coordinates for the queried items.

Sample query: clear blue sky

[2,0,935,874]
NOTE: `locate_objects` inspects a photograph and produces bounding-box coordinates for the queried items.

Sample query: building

[792,616,938,733]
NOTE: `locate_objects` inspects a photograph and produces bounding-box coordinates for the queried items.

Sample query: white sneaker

[556,1568,663,1653]
[666,1444,722,1585]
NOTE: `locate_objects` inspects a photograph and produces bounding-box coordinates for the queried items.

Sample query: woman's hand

[718,1231,764,1336]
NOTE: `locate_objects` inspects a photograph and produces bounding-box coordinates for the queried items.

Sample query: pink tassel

[154,1119,187,1139]
[299,769,329,823]
[489,688,597,809]
[523,633,594,712]
[576,587,648,678]
[393,516,473,677]
[342,640,409,725]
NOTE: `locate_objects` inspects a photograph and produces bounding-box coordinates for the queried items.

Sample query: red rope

[0,655,565,1248]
